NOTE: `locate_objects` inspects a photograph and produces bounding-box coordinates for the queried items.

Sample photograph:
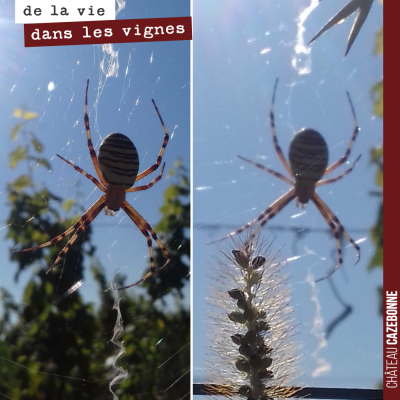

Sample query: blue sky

[193,0,383,391]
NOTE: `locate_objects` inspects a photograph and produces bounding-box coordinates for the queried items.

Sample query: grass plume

[205,232,300,399]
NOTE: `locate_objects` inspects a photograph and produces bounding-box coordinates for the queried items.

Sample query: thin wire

[192,384,383,399]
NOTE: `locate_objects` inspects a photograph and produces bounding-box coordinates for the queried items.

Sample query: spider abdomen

[289,128,328,182]
[98,133,139,189]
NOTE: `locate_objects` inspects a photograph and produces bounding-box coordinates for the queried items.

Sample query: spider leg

[248,188,297,242]
[313,193,360,264]
[123,202,171,262]
[324,92,360,175]
[258,189,296,229]
[44,196,106,274]
[270,78,294,178]
[135,100,170,182]
[84,79,108,187]
[311,195,344,282]
[57,155,106,192]
[120,201,172,290]
[117,208,155,290]
[212,188,296,244]
[317,155,361,186]
[126,163,165,192]
[13,196,107,254]
[238,155,294,185]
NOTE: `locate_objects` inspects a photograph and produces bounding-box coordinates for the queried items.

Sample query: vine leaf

[13,109,38,120]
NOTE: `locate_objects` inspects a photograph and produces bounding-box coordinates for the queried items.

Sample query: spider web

[0,1,190,399]
[193,0,383,393]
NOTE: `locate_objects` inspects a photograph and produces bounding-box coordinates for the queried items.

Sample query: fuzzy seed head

[205,233,301,400]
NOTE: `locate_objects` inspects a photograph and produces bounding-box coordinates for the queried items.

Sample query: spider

[222,78,361,281]
[14,79,171,290]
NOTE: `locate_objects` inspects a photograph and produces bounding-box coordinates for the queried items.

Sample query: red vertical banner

[383,1,398,399]
[384,292,399,396]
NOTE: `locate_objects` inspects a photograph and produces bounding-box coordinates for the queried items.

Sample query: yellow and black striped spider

[223,79,361,280]
[14,80,171,290]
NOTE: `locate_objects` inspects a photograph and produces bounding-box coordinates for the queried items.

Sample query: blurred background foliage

[144,161,190,303]
[0,112,190,399]
[369,17,383,315]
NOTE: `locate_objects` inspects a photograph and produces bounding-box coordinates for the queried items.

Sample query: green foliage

[370,145,383,190]
[11,123,25,140]
[9,110,49,172]
[10,145,28,168]
[374,27,383,55]
[368,21,383,316]
[370,24,383,119]
[62,199,77,213]
[1,113,190,399]
[371,81,383,118]
[367,145,383,272]
[11,175,32,191]
[13,109,39,121]
[144,160,190,302]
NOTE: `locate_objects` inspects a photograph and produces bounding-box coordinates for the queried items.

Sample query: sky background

[193,0,383,392]
[0,0,190,332]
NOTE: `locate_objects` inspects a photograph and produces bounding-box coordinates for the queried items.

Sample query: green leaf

[368,203,383,271]
[371,80,383,118]
[11,175,32,191]
[375,169,383,187]
[27,156,51,170]
[9,145,28,168]
[374,27,383,55]
[368,247,383,271]
[13,108,38,120]
[13,109,23,118]
[30,134,43,153]
[37,158,51,170]
[62,199,77,213]
[174,160,182,168]
[181,175,189,188]
[370,145,383,163]
[44,282,53,296]
[11,123,24,140]
[23,111,38,120]
[164,184,180,201]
